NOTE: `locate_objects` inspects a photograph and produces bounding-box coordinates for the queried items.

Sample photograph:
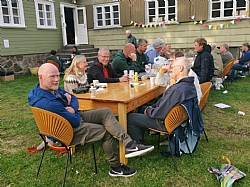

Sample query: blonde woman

[64,55,88,93]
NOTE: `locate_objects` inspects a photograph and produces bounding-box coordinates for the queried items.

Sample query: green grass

[1,75,250,187]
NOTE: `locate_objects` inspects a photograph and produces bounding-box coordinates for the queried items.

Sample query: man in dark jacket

[127,57,203,143]
[112,43,141,76]
[87,48,128,84]
[125,30,137,48]
[136,39,149,72]
[192,38,214,84]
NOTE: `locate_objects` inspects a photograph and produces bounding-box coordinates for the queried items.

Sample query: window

[34,0,56,29]
[93,3,120,28]
[146,0,177,23]
[210,0,249,20]
[0,0,25,27]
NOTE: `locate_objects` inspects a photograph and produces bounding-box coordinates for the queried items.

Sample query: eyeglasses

[101,56,110,59]
[170,64,182,70]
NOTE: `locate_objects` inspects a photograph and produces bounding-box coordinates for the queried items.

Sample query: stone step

[62,44,94,49]
[58,48,99,53]
[58,52,98,59]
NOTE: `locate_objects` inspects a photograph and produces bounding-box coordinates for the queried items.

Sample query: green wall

[1,0,73,56]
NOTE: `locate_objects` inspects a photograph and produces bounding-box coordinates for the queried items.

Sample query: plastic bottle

[134,72,138,83]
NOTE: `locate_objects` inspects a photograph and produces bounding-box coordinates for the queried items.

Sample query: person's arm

[145,50,157,64]
[238,52,250,64]
[199,54,210,83]
[146,89,183,120]
[155,71,170,87]
[111,56,140,75]
[91,65,120,83]
[134,37,138,48]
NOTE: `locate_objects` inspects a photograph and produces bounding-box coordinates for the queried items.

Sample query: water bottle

[134,72,138,83]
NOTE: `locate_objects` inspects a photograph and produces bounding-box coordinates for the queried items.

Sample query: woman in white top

[63,55,88,93]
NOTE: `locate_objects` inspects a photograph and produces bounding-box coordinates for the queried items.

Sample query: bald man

[112,43,141,76]
[28,63,154,177]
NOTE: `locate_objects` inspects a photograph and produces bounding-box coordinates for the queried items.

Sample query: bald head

[123,43,135,58]
[38,63,60,93]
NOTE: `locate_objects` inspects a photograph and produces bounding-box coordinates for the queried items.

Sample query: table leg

[118,103,128,165]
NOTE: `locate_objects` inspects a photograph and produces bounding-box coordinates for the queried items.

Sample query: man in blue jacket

[230,42,250,78]
[127,57,204,143]
[192,38,214,84]
[28,63,154,177]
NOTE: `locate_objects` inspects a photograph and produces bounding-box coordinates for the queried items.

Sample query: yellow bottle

[134,72,138,83]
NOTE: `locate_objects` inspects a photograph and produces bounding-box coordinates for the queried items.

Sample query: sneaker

[159,140,169,146]
[109,164,137,177]
[125,141,154,158]
[237,72,246,78]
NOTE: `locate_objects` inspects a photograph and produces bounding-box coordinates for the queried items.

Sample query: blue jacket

[28,83,81,128]
[238,49,250,65]
[145,45,159,64]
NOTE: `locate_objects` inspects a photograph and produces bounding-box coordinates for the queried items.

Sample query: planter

[29,67,39,75]
[0,71,14,81]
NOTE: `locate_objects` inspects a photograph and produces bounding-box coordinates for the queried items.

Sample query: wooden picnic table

[74,79,165,165]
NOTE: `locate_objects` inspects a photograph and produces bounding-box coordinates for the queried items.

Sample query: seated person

[230,42,250,78]
[111,43,141,76]
[127,57,204,148]
[63,55,89,93]
[28,63,154,177]
[192,38,214,84]
[71,46,81,58]
[159,43,172,59]
[87,48,128,84]
[155,52,202,103]
[136,39,149,72]
[220,44,233,67]
[46,50,64,72]
[210,43,223,78]
[145,38,165,64]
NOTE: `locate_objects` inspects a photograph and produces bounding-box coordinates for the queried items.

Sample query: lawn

[1,75,250,187]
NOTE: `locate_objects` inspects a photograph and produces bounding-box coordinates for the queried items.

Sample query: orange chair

[221,59,234,87]
[46,59,60,69]
[149,105,191,171]
[199,82,212,142]
[31,107,97,187]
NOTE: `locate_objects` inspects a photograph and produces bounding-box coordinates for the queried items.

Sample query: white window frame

[0,0,26,28]
[34,0,56,29]
[209,0,249,20]
[93,2,121,29]
[145,0,177,24]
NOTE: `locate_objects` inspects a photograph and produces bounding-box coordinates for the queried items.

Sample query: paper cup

[150,77,155,85]
[90,87,96,97]
[93,80,99,87]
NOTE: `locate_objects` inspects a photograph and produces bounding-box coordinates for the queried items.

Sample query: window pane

[148,2,155,8]
[78,9,84,24]
[212,11,220,18]
[47,19,52,26]
[212,2,220,9]
[158,0,165,7]
[113,5,118,11]
[149,16,155,22]
[38,4,43,11]
[14,16,20,24]
[3,16,10,23]
[12,8,18,15]
[159,15,165,21]
[1,0,7,6]
[224,1,233,8]
[46,5,51,11]
[46,12,51,19]
[98,20,103,26]
[224,9,233,17]
[149,9,155,15]
[168,0,175,6]
[104,6,110,12]
[97,7,102,13]
[105,13,110,19]
[105,19,111,25]
[168,14,175,20]
[39,11,44,18]
[168,7,175,14]
[2,7,9,15]
[97,14,102,19]
[113,12,119,18]
[40,19,44,25]
[237,0,246,7]
[11,0,18,8]
[159,8,165,14]
[114,19,119,25]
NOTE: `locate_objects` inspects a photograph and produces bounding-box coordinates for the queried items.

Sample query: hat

[153,38,165,48]
[242,42,250,47]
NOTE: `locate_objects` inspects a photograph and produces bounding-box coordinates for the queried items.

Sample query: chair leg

[168,135,178,172]
[184,140,192,157]
[36,143,47,178]
[203,130,209,142]
[62,151,70,187]
[157,133,160,151]
[92,144,97,174]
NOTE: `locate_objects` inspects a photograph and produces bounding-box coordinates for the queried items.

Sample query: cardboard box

[1,74,14,81]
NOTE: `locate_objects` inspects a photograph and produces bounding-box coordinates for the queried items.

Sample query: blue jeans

[230,64,243,78]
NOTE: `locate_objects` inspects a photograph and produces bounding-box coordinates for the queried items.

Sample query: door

[76,7,88,44]
[60,3,67,46]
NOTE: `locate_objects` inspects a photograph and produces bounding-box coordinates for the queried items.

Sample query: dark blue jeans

[230,63,243,78]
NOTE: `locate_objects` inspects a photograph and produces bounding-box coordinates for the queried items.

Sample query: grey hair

[210,43,217,50]
[175,57,192,74]
[138,39,148,46]
[98,47,110,55]
[126,30,131,33]
[220,43,229,50]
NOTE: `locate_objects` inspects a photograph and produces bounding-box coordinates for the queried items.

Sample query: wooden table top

[74,79,165,104]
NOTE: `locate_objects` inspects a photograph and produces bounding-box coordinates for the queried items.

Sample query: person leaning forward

[28,63,154,177]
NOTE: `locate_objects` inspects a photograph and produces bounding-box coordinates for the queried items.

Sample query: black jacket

[87,59,120,84]
[193,45,214,84]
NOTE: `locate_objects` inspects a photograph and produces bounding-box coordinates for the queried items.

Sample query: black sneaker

[109,164,137,177]
[237,72,246,78]
[125,141,154,158]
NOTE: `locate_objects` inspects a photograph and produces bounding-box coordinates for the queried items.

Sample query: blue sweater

[28,83,81,128]
[238,49,250,65]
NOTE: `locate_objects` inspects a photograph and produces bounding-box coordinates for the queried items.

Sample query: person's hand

[119,75,129,82]
[128,53,137,61]
[64,93,71,105]
[144,106,152,114]
[233,60,239,64]
[159,64,170,74]
[65,107,75,114]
